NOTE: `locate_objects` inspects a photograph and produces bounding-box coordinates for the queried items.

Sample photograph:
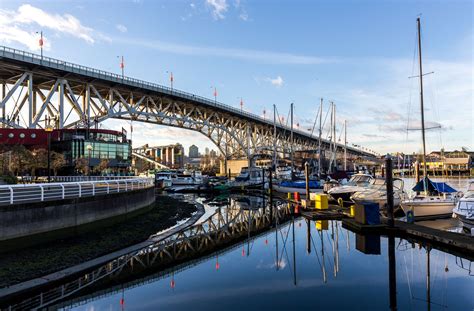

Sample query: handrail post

[106,181,110,194]
[61,184,65,199]
[77,183,82,197]
[8,186,13,204]
[125,181,128,191]
[39,185,44,201]
[117,181,120,193]
[92,182,95,196]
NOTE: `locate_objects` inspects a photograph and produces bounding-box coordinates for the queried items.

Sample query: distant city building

[205,147,210,156]
[134,143,184,169]
[210,149,217,158]
[189,145,199,158]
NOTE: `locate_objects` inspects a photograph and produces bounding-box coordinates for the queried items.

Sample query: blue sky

[1,0,472,155]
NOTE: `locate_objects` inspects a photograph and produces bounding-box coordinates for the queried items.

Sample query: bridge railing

[0,177,154,206]
[0,45,373,156]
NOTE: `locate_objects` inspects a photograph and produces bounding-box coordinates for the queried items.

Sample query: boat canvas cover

[411,177,457,194]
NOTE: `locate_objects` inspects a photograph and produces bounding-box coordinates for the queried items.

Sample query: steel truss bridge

[4,197,293,310]
[0,46,374,161]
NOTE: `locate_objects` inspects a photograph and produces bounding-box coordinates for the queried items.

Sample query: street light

[45,126,53,183]
[86,144,93,178]
[36,31,43,61]
[166,71,174,91]
[116,55,124,79]
[210,86,217,104]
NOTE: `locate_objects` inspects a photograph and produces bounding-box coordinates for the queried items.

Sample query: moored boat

[400,177,459,218]
[351,178,406,209]
[327,173,374,206]
[452,182,474,231]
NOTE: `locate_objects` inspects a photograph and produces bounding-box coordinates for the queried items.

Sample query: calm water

[57,196,473,311]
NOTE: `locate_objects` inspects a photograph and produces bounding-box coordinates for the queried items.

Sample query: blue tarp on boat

[411,177,457,194]
[280,180,321,189]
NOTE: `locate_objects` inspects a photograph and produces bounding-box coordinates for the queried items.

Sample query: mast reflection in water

[35,195,474,310]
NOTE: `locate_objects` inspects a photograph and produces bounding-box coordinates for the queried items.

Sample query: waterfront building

[0,128,132,175]
[134,143,184,169]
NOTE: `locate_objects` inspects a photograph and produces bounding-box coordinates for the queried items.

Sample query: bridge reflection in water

[4,195,473,310]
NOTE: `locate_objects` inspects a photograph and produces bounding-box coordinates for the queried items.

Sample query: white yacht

[452,182,474,230]
[229,167,266,190]
[154,171,172,189]
[351,178,406,209]
[275,166,292,180]
[401,177,459,218]
[327,173,374,206]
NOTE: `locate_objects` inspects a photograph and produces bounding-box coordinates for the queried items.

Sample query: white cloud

[265,76,284,88]
[190,3,196,8]
[0,4,96,51]
[113,36,333,65]
[206,0,228,20]
[116,24,127,33]
[239,11,248,21]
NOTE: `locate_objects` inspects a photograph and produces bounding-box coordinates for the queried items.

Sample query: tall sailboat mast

[318,98,323,177]
[290,102,294,178]
[273,104,277,170]
[417,17,428,177]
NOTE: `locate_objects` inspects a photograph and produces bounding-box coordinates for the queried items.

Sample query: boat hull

[401,200,455,218]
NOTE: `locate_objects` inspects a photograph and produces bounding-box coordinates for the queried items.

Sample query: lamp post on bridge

[210,86,217,104]
[117,56,124,79]
[36,31,43,61]
[167,71,174,91]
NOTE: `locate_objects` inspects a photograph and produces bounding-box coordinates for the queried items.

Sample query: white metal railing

[0,178,154,206]
[18,175,139,183]
[0,45,373,156]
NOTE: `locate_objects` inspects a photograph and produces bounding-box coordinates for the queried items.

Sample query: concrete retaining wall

[0,187,155,241]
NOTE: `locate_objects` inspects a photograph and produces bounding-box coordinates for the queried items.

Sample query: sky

[0,0,472,156]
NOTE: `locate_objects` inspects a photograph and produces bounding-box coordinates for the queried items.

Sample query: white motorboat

[351,178,406,209]
[229,167,267,190]
[275,166,292,180]
[400,177,459,218]
[452,182,474,230]
[154,171,172,189]
[327,173,374,206]
[171,170,204,186]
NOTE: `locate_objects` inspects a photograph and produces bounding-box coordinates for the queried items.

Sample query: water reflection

[50,195,472,310]
[4,194,472,310]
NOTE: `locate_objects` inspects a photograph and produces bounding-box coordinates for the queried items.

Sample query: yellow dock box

[315,194,328,210]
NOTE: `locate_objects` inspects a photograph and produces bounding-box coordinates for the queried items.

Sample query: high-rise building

[189,144,199,158]
[205,147,210,156]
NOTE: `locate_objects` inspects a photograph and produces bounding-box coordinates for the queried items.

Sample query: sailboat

[400,17,459,218]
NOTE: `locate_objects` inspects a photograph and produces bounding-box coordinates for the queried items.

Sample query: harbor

[0,0,473,310]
